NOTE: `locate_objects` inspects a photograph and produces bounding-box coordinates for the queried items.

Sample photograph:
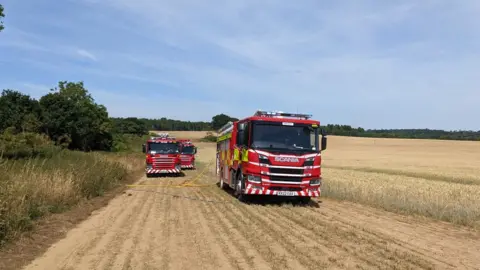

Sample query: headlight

[304,157,314,166]
[247,175,262,183]
[258,154,269,165]
[309,178,321,186]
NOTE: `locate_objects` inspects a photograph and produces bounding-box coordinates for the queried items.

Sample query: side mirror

[194,147,197,154]
[320,128,327,136]
[321,136,327,151]
[142,144,146,153]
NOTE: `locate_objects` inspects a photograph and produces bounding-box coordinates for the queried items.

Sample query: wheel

[219,177,227,189]
[235,171,248,202]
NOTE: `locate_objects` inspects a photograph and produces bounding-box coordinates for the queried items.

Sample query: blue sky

[1,0,479,130]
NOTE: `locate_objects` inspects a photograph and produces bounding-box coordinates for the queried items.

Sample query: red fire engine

[177,139,197,169]
[142,133,182,177]
[216,110,327,203]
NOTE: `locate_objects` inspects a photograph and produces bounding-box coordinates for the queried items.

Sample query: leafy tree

[211,113,238,130]
[142,117,212,131]
[111,117,148,136]
[0,4,4,32]
[39,81,113,151]
[0,90,42,132]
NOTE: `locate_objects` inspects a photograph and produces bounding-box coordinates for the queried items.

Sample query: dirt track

[24,143,480,270]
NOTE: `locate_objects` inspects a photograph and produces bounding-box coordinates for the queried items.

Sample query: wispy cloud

[76,49,97,61]
[1,0,479,130]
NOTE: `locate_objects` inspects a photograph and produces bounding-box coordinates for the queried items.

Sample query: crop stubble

[23,139,480,270]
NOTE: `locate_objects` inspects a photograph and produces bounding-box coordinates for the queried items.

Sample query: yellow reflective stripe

[233,148,240,161]
[217,133,231,142]
[241,149,249,162]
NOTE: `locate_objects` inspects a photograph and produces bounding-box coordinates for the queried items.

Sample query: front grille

[153,157,174,168]
[269,167,304,175]
[269,176,303,183]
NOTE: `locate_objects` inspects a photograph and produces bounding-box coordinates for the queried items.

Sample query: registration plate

[276,191,296,196]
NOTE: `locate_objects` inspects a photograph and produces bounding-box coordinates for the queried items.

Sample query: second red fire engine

[177,139,197,169]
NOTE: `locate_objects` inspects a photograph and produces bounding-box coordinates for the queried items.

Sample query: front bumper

[146,168,181,174]
[180,164,195,169]
[244,183,320,197]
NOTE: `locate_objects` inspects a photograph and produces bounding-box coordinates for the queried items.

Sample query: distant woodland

[2,84,479,145]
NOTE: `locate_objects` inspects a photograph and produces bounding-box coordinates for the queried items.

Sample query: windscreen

[147,142,179,154]
[250,122,319,153]
[181,145,195,154]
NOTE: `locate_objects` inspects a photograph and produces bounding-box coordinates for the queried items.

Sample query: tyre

[219,176,227,189]
[235,171,248,202]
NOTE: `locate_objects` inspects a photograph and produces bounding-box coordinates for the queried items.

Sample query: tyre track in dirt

[167,185,204,270]
[201,188,322,270]
[183,166,427,269]
[181,188,232,269]
[194,188,283,270]
[313,201,479,269]
[74,180,155,269]
[25,181,150,270]
[130,184,165,270]
[256,203,430,269]
[192,188,259,270]
[203,187,376,269]
[198,174,450,269]
[100,188,156,270]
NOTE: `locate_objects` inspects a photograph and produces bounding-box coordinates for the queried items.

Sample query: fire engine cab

[216,110,327,203]
[178,139,197,169]
[142,133,182,177]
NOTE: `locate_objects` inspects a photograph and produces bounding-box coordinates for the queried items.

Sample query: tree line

[114,116,480,141]
[320,124,480,141]
[0,82,241,153]
[1,81,479,153]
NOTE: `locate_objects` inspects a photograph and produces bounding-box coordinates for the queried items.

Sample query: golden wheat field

[321,136,480,227]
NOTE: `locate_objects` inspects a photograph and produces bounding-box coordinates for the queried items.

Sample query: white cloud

[76,49,97,61]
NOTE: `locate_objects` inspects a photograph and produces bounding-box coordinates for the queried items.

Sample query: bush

[0,150,143,246]
[111,133,150,152]
[200,131,217,142]
[0,130,60,159]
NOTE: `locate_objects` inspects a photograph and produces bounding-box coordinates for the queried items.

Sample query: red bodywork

[177,139,197,169]
[216,111,327,200]
[142,136,182,176]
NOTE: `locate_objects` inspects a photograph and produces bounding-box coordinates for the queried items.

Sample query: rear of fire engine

[178,139,197,169]
[216,110,327,203]
[142,133,182,177]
